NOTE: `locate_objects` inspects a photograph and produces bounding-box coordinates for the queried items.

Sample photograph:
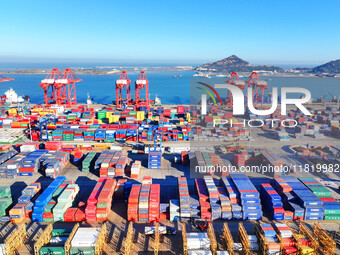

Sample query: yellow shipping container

[8,108,17,115]
[109,115,120,123]
[137,111,145,121]
[106,111,114,118]
[300,246,314,255]
[31,108,42,112]
[186,113,191,122]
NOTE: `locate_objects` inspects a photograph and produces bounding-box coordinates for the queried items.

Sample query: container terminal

[0,70,339,255]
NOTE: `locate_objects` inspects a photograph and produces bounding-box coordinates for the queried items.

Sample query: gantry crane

[0,73,14,82]
[55,68,82,106]
[39,68,62,106]
[226,72,246,106]
[0,73,14,105]
[135,71,149,108]
[116,71,131,109]
[245,72,268,107]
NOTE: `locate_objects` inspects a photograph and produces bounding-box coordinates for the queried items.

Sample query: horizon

[1,0,339,66]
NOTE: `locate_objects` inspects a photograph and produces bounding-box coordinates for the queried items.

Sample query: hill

[196,55,283,72]
[312,59,340,74]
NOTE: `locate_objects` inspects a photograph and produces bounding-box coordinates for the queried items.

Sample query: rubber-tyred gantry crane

[246,72,268,107]
[226,72,246,106]
[116,71,131,109]
[135,71,149,108]
[39,68,62,106]
[54,68,82,106]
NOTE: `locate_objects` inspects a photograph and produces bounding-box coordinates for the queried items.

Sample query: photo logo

[199,84,312,116]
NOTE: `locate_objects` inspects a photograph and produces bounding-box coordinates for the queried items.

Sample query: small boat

[172,75,183,78]
[154,95,162,105]
[87,93,94,105]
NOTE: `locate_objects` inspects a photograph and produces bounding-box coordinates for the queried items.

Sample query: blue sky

[1,0,339,66]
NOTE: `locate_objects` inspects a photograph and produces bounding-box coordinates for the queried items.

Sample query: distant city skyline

[0,0,339,66]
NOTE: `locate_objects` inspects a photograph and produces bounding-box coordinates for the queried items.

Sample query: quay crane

[245,72,268,107]
[135,71,149,108]
[54,68,82,106]
[0,73,14,82]
[0,73,14,105]
[39,68,62,106]
[116,71,131,109]
[226,72,246,106]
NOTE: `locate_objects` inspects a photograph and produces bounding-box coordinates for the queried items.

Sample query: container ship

[0,70,339,255]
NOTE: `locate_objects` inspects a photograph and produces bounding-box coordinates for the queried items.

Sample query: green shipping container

[324,215,340,221]
[52,228,72,237]
[70,247,95,255]
[39,246,65,255]
[0,186,11,198]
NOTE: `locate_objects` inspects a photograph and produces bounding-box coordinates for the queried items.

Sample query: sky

[1,0,340,66]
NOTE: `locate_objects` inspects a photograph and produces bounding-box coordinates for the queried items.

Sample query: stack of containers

[45,141,63,151]
[281,176,324,220]
[270,177,294,220]
[299,177,340,220]
[53,183,79,221]
[0,152,26,179]
[139,177,151,222]
[94,151,108,172]
[195,179,211,220]
[230,173,262,220]
[20,143,39,152]
[217,187,232,220]
[70,227,101,255]
[40,151,70,178]
[115,155,127,177]
[94,129,106,141]
[96,179,116,221]
[203,176,221,220]
[219,177,242,220]
[189,195,200,219]
[98,151,115,177]
[273,177,304,220]
[32,176,66,222]
[260,184,284,220]
[186,232,211,251]
[64,205,86,222]
[127,184,141,221]
[148,147,162,169]
[82,152,96,172]
[73,151,83,164]
[169,199,180,221]
[178,177,190,219]
[9,183,41,223]
[114,179,126,200]
[42,179,76,222]
[0,150,17,166]
[130,160,141,179]
[273,223,297,255]
[259,223,281,255]
[19,149,48,176]
[0,186,12,218]
[85,177,107,223]
[149,184,160,222]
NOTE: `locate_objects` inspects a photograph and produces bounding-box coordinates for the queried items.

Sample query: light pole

[28,117,32,142]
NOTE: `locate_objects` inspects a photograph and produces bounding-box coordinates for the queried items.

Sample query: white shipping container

[188,251,213,255]
[187,232,210,250]
[20,145,36,152]
[0,244,5,255]
[71,228,100,247]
